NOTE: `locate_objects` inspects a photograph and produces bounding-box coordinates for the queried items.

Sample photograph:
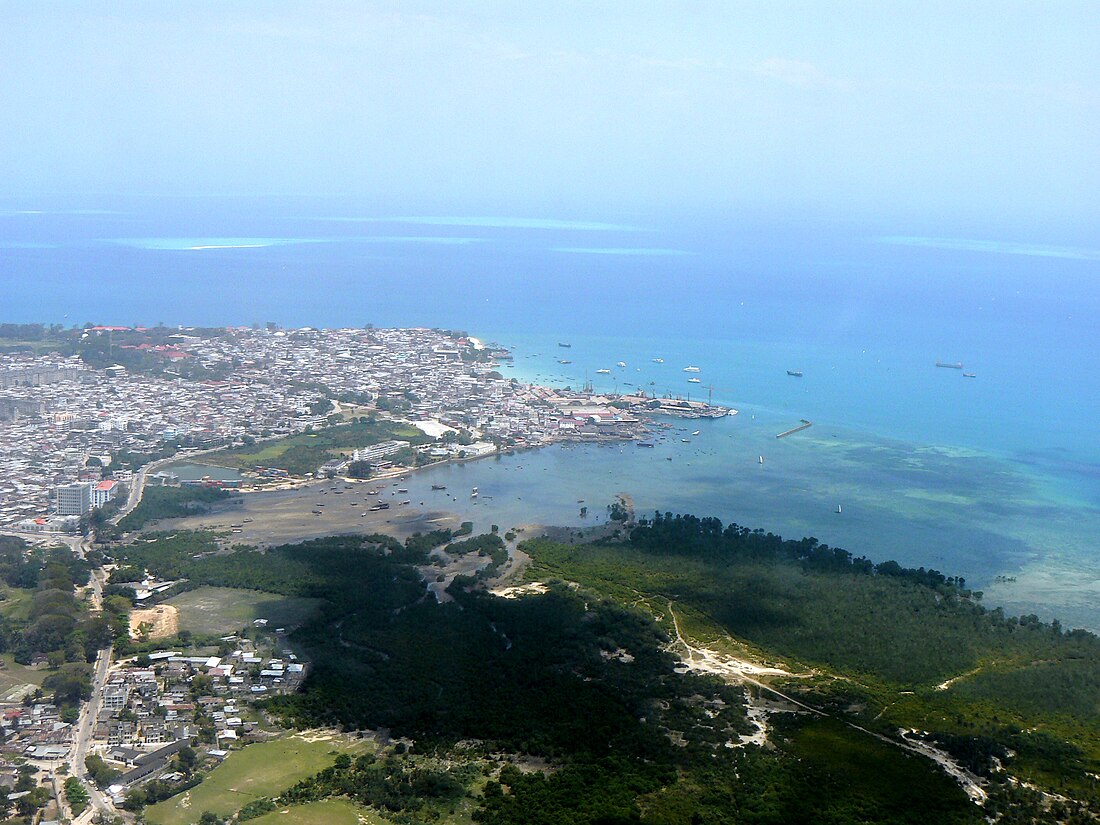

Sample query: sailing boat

[836,504,843,514]
[758,455,764,465]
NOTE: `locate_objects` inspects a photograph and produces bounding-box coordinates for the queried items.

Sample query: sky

[1,1,1097,231]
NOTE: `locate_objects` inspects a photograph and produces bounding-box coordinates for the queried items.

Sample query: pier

[776,419,813,439]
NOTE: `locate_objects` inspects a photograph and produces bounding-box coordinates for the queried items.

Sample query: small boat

[787,370,803,377]
[683,366,701,373]
[963,373,976,378]
[431,484,446,490]
[936,361,964,369]
[652,358,664,363]
[617,361,627,368]
[637,442,655,448]
[558,359,572,365]
[687,377,702,384]
[681,438,691,443]
[471,487,479,498]
[691,430,700,436]
[558,342,572,348]
[596,368,611,374]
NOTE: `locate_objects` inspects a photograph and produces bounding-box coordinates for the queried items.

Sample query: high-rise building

[54,482,93,515]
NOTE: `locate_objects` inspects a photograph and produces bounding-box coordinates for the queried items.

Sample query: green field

[201,419,429,476]
[0,653,47,702]
[0,586,36,622]
[247,799,388,825]
[146,734,372,825]
[167,586,322,636]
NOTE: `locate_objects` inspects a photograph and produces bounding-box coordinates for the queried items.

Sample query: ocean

[2,196,1098,628]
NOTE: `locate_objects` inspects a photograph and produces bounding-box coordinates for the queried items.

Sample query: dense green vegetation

[117,485,231,532]
[113,508,1100,823]
[202,418,430,475]
[0,537,113,697]
[116,527,988,823]
[522,514,1100,811]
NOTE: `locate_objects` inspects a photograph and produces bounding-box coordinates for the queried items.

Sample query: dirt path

[664,602,988,804]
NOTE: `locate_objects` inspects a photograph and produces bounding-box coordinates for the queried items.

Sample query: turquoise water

[1,197,1097,627]
[164,462,244,482]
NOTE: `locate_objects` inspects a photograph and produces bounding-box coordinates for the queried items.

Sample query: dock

[776,419,812,439]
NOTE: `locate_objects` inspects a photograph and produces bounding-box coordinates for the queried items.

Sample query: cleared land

[166,587,322,636]
[146,733,372,825]
[129,604,180,640]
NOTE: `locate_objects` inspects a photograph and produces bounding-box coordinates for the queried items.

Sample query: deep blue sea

[3,196,1098,627]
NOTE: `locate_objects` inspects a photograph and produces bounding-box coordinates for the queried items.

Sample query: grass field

[201,419,429,476]
[0,586,35,622]
[0,653,47,702]
[248,799,389,825]
[166,586,322,636]
[146,733,373,825]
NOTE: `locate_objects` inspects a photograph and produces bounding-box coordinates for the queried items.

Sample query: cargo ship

[936,361,964,369]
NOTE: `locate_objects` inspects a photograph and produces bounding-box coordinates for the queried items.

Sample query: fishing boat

[471,487,479,498]
[652,357,664,363]
[617,361,627,367]
[687,377,702,384]
[596,368,611,374]
[431,484,446,490]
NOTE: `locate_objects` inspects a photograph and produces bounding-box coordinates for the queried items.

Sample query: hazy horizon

[3,2,1098,236]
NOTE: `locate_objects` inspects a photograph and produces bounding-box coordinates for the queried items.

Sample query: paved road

[71,643,117,820]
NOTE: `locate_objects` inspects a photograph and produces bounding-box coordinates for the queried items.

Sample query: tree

[347,460,371,479]
[199,812,224,825]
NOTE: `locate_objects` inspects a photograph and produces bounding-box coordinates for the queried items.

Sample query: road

[71,643,118,821]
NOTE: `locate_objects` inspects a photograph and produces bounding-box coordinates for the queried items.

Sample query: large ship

[936,361,963,369]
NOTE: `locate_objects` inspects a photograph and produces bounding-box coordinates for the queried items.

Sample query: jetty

[776,419,813,439]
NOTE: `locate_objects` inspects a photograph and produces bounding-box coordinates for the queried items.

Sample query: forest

[106,508,1100,823]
